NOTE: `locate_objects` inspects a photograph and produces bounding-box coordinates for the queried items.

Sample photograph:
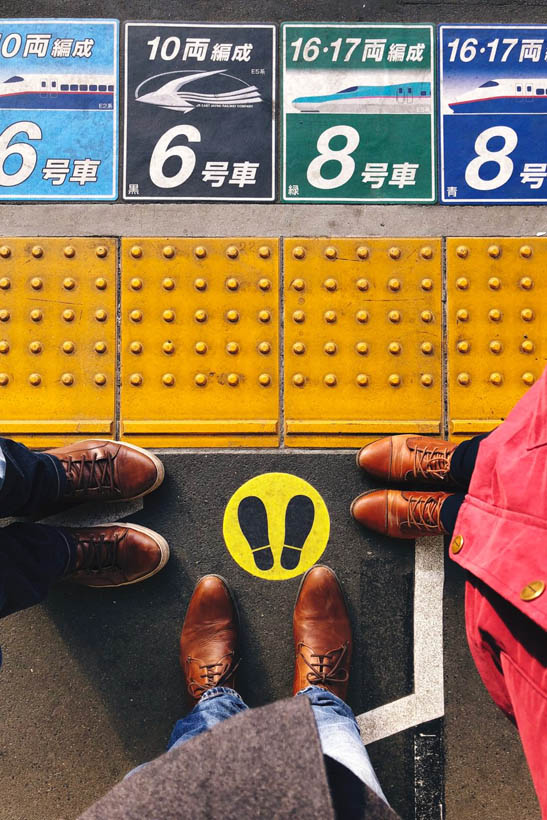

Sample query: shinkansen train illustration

[135,70,262,113]
[292,81,431,114]
[0,74,115,109]
[448,78,547,113]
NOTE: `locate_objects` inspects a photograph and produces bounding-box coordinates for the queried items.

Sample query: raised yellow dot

[195,309,208,322]
[421,278,433,291]
[163,309,175,322]
[64,245,75,258]
[163,341,175,354]
[95,246,108,258]
[388,342,401,354]
[162,245,175,259]
[324,246,337,260]
[195,373,207,386]
[130,309,142,323]
[258,341,271,354]
[226,245,239,259]
[456,277,469,290]
[63,277,76,290]
[521,308,534,322]
[163,277,175,290]
[95,309,107,322]
[29,373,41,386]
[258,373,271,386]
[61,373,74,386]
[488,277,501,290]
[355,310,368,324]
[31,245,43,258]
[226,277,239,291]
[520,245,533,258]
[130,373,143,386]
[258,278,271,291]
[29,341,42,354]
[226,309,239,323]
[162,373,175,386]
[194,278,206,291]
[292,342,305,355]
[357,246,369,259]
[130,245,142,258]
[420,246,433,260]
[457,340,470,354]
[489,372,503,386]
[489,340,502,354]
[388,278,401,291]
[488,244,501,258]
[293,373,305,386]
[421,341,434,354]
[421,374,433,387]
[94,341,107,354]
[227,373,239,386]
[356,278,369,291]
[293,310,305,323]
[356,373,369,386]
[421,310,433,323]
[194,246,207,259]
[520,340,534,353]
[0,341,8,354]
[457,372,470,386]
[130,277,142,290]
[30,277,42,290]
[293,246,306,260]
[0,246,11,258]
[388,247,401,260]
[258,309,271,323]
[520,276,533,290]
[32,309,44,322]
[388,310,401,323]
[324,278,337,291]
[0,277,10,289]
[456,245,469,258]
[388,373,401,386]
[94,373,107,386]
[456,309,469,322]
[130,341,142,354]
[195,341,207,354]
[258,246,271,259]
[0,309,10,322]
[0,373,8,385]
[324,310,337,323]
[356,341,369,355]
[324,341,337,355]
[324,373,337,386]
[488,308,502,322]
[292,278,305,291]
[522,372,535,386]
[226,342,239,354]
[95,277,107,290]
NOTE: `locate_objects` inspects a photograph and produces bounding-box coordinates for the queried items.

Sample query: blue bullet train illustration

[0,74,115,109]
[292,81,431,113]
[448,78,547,113]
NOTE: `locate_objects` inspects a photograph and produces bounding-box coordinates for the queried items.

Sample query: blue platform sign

[0,19,118,200]
[440,25,547,203]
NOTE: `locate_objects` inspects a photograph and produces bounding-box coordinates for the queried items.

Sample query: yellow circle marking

[223,472,330,581]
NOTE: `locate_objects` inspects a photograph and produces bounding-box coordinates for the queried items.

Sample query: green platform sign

[282,23,435,203]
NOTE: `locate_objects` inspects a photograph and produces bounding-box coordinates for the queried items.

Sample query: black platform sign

[124,23,275,201]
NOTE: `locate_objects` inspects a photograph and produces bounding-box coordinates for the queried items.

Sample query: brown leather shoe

[46,439,164,503]
[351,489,451,539]
[356,435,458,486]
[180,575,239,704]
[293,565,352,699]
[64,523,169,587]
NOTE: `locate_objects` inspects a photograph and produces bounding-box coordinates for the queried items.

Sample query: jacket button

[520,581,545,601]
[451,534,464,554]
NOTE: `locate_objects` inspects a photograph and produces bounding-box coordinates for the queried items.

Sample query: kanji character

[361,162,389,188]
[23,34,51,58]
[388,162,419,188]
[232,43,253,62]
[72,38,94,58]
[387,43,406,62]
[182,38,210,61]
[51,38,73,58]
[520,163,547,189]
[229,162,259,187]
[211,43,232,61]
[519,39,544,62]
[69,159,101,185]
[362,39,386,62]
[407,43,425,62]
[42,158,70,186]
[202,161,230,187]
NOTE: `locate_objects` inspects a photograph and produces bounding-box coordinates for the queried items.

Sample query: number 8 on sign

[306,126,360,189]
[464,126,517,191]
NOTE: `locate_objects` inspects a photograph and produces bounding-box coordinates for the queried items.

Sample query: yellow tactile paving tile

[120,238,279,447]
[0,238,116,447]
[447,237,547,438]
[284,238,442,448]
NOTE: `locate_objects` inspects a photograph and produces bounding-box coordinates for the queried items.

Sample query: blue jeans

[132,686,388,805]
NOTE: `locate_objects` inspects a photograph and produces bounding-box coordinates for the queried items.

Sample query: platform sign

[440,25,547,204]
[124,23,275,201]
[282,24,435,203]
[0,19,118,200]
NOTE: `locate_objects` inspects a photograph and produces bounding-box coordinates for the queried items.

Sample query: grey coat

[79,696,400,820]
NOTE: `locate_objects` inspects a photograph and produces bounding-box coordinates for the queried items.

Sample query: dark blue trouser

[0,438,74,621]
[440,432,490,534]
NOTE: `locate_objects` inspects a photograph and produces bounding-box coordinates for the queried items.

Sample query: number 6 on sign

[464,126,518,191]
[307,125,360,189]
[0,121,42,187]
[149,124,201,189]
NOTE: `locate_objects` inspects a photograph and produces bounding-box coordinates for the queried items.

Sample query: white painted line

[356,536,444,744]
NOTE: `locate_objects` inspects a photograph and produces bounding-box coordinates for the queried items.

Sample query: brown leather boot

[356,435,458,486]
[46,440,164,503]
[64,523,169,587]
[180,575,239,704]
[293,565,352,699]
[351,489,451,538]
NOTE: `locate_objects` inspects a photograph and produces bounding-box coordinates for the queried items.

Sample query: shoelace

[298,642,349,687]
[63,451,118,496]
[403,494,444,532]
[187,651,240,698]
[75,532,122,573]
[412,445,452,481]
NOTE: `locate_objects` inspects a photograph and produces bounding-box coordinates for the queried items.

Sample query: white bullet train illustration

[292,82,431,114]
[0,74,115,109]
[135,70,262,113]
[448,78,547,113]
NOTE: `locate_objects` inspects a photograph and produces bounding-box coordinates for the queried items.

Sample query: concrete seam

[115,237,121,440]
[441,237,449,440]
[279,236,285,448]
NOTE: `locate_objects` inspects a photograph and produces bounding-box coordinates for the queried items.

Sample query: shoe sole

[91,439,165,500]
[80,522,170,588]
